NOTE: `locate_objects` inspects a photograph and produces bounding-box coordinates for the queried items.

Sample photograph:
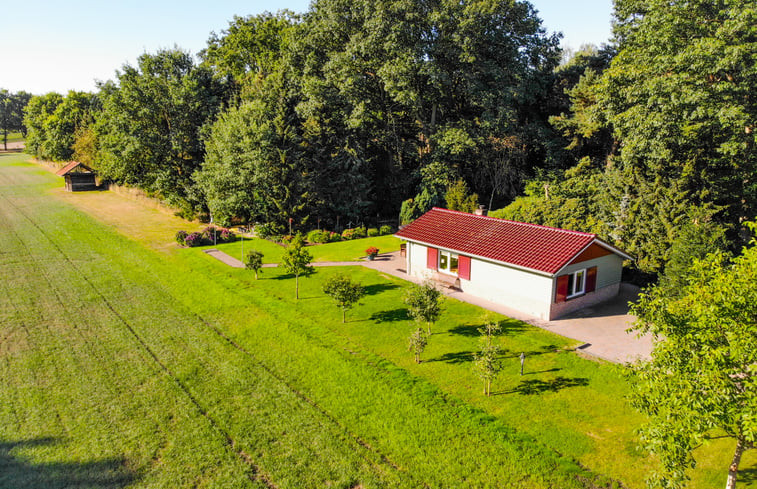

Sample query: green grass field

[6,132,24,143]
[211,234,402,264]
[0,153,750,488]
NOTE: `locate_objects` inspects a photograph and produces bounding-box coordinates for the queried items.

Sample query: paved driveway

[365,251,654,364]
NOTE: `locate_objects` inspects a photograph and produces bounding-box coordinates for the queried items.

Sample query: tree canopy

[96,48,227,212]
[630,228,757,489]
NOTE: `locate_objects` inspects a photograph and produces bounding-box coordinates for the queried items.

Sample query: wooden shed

[56,161,98,192]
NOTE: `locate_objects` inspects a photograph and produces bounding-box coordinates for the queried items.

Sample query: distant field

[0,153,749,488]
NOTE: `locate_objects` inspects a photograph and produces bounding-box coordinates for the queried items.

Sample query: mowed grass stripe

[0,191,265,488]
[0,159,404,488]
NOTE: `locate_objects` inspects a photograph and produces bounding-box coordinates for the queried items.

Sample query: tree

[279,233,314,299]
[473,321,503,396]
[629,228,757,489]
[404,281,443,335]
[444,180,479,213]
[97,48,227,212]
[322,273,365,323]
[244,250,264,279]
[201,11,299,95]
[0,90,31,150]
[195,98,308,227]
[23,92,63,158]
[407,327,428,364]
[596,0,757,272]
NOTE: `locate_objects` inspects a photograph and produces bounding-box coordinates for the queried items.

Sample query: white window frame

[566,269,586,298]
[438,250,459,276]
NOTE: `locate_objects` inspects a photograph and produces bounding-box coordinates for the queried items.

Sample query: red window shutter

[458,255,471,280]
[555,275,569,303]
[427,247,438,270]
[586,266,597,293]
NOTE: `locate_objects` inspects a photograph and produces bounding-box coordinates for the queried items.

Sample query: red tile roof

[56,161,93,176]
[395,208,608,275]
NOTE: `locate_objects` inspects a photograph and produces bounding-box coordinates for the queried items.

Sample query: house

[394,208,632,320]
[56,161,98,192]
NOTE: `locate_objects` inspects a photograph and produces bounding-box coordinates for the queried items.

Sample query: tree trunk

[254,270,258,280]
[342,308,346,323]
[726,437,746,489]
[295,274,299,299]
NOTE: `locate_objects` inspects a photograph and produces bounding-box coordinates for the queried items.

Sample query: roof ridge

[429,207,595,238]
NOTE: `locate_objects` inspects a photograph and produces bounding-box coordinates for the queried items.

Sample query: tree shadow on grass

[370,308,410,322]
[736,465,757,484]
[0,437,139,488]
[524,367,562,375]
[428,350,475,364]
[363,283,399,296]
[447,319,528,337]
[502,344,561,359]
[501,376,589,396]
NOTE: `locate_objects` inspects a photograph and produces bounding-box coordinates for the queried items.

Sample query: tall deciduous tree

[291,0,562,218]
[23,92,63,158]
[0,90,31,150]
[97,48,226,212]
[279,234,314,299]
[201,10,299,95]
[630,229,757,489]
[597,0,757,272]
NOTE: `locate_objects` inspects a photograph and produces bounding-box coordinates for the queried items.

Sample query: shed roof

[395,207,630,275]
[56,161,94,176]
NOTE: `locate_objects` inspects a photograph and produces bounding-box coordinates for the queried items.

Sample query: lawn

[1,153,751,488]
[210,233,402,264]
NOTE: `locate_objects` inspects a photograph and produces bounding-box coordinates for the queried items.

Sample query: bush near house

[367,227,380,237]
[255,222,283,240]
[176,227,235,247]
[379,224,393,235]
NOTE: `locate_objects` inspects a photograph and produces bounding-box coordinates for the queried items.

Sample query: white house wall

[558,253,624,291]
[405,242,554,320]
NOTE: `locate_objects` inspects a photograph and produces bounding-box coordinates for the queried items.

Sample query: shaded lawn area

[210,234,402,264]
[32,153,752,488]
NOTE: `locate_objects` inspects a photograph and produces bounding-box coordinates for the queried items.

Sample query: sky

[2,0,613,95]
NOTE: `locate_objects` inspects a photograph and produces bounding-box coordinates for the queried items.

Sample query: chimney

[474,205,487,216]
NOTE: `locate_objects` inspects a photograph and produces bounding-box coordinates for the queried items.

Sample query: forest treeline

[18,0,756,281]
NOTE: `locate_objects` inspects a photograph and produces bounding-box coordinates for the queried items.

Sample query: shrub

[219,228,235,242]
[328,232,342,243]
[307,229,323,244]
[316,231,333,244]
[175,230,188,246]
[255,222,284,240]
[184,232,204,247]
[201,226,215,242]
[280,234,295,244]
[379,224,393,235]
[367,228,379,237]
[342,228,356,240]
[353,226,367,239]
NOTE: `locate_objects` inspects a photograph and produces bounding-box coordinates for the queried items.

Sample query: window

[438,250,459,275]
[567,269,586,298]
